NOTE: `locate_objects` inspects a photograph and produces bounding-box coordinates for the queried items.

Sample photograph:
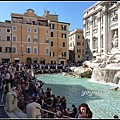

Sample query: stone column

[66,26,69,65]
[26,102,41,118]
[97,12,101,54]
[89,16,93,53]
[111,30,114,48]
[83,20,86,54]
[102,6,108,56]
[6,91,18,112]
[117,2,120,50]
[109,25,112,52]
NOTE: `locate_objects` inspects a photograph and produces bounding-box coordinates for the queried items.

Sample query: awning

[14,58,20,60]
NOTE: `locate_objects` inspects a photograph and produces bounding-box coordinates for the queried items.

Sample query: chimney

[44,10,50,17]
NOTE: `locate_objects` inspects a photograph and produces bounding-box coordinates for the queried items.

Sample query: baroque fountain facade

[82,1,120,87]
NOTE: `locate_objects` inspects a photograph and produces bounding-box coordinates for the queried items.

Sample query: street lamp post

[18,51,26,63]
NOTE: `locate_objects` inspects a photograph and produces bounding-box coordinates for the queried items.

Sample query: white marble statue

[111,31,118,48]
[111,11,118,22]
[106,53,115,63]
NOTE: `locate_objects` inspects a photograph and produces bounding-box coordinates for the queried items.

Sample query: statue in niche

[111,31,118,48]
[111,11,118,22]
[7,47,10,52]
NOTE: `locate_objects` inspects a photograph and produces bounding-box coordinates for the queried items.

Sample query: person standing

[1,70,5,89]
[4,70,11,90]
[2,81,9,105]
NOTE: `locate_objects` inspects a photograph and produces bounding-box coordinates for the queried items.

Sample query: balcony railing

[12,20,49,27]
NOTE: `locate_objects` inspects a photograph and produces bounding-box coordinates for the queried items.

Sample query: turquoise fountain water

[37,74,120,118]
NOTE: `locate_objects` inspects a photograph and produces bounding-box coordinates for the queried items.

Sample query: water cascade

[82,50,120,85]
[91,67,117,83]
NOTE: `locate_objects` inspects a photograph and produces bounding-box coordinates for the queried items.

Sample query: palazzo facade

[83,1,120,60]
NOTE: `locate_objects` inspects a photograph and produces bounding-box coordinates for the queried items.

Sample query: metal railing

[12,94,72,118]
[36,106,72,118]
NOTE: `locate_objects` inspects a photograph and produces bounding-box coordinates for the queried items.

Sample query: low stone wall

[26,102,41,118]
[4,91,27,118]
[6,91,18,112]
[5,91,41,118]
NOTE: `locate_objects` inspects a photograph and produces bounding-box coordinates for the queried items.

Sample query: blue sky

[0,1,97,31]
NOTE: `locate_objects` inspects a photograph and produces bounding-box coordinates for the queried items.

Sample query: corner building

[0,21,11,63]
[69,29,85,63]
[11,9,70,65]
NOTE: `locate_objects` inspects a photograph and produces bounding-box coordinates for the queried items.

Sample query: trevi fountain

[63,30,120,90]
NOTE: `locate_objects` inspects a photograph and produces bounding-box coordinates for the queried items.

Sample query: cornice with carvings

[88,17,93,25]
[101,10,108,15]
[96,15,101,21]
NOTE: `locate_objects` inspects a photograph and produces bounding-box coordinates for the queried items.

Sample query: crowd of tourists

[0,62,119,119]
